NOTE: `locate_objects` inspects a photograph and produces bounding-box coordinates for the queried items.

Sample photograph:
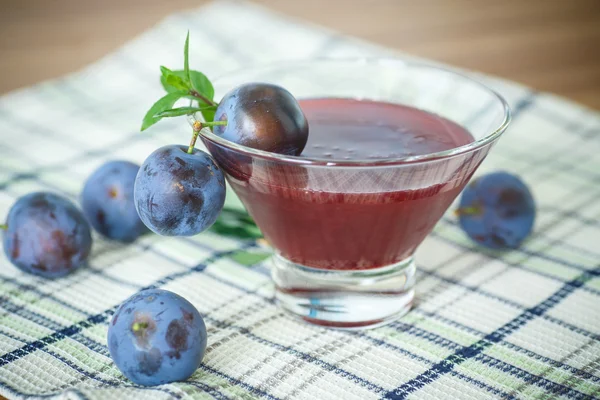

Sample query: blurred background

[1,0,599,109]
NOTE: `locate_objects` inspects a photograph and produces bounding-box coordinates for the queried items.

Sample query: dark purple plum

[2,192,92,277]
[457,171,535,249]
[134,145,226,236]
[81,160,148,242]
[213,83,309,156]
[107,288,207,386]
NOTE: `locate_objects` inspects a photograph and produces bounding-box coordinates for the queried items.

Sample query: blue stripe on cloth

[206,318,387,394]
[463,91,535,131]
[387,322,594,397]
[211,304,586,399]
[430,231,600,298]
[185,382,232,400]
[199,365,281,400]
[356,329,517,399]
[543,208,600,228]
[0,310,112,367]
[0,172,39,190]
[383,266,600,400]
[0,295,114,358]
[441,217,598,272]
[418,268,600,341]
[353,333,517,400]
[414,309,600,384]
[510,92,537,117]
[140,242,258,293]
[530,106,593,138]
[84,265,144,289]
[70,389,90,400]
[0,276,91,316]
[0,388,95,400]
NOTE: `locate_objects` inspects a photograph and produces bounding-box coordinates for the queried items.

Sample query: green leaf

[154,106,217,118]
[184,31,191,84]
[210,223,263,240]
[159,65,175,80]
[221,207,257,224]
[160,66,188,91]
[190,70,216,122]
[189,71,214,101]
[166,75,189,91]
[160,69,214,106]
[230,250,272,266]
[160,66,187,92]
[161,72,179,93]
[141,91,188,131]
[209,207,263,240]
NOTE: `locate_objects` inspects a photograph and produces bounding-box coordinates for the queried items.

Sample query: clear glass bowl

[194,58,510,329]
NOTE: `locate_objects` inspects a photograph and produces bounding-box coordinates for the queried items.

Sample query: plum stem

[189,90,217,107]
[0,224,7,231]
[187,120,227,154]
[454,206,482,217]
[132,322,148,332]
[188,121,202,154]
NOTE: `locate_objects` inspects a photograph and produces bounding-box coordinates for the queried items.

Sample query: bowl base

[272,255,416,330]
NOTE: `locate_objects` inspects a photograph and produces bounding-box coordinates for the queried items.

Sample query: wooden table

[1,0,599,110]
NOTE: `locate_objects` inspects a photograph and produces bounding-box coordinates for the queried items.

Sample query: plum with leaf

[137,32,309,236]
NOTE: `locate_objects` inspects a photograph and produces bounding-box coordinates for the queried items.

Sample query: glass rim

[195,57,511,167]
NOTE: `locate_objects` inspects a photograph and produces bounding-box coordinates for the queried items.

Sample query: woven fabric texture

[0,1,599,399]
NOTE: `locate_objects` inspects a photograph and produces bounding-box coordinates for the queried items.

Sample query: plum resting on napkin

[107,289,207,386]
[2,192,92,278]
[457,171,535,249]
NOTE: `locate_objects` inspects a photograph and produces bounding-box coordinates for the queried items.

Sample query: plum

[457,171,535,249]
[108,289,207,386]
[134,145,226,236]
[213,83,309,156]
[81,160,148,242]
[2,192,92,277]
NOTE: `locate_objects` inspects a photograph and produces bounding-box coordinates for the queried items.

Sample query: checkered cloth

[1,1,599,399]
